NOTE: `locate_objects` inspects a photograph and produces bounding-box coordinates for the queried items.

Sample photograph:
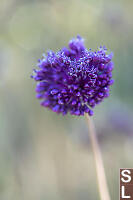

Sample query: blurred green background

[0,0,133,199]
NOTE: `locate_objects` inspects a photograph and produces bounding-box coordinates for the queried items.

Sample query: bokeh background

[0,0,133,199]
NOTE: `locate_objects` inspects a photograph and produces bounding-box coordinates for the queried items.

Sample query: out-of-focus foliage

[0,0,133,199]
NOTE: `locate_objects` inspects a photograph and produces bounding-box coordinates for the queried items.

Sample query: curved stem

[85,114,111,200]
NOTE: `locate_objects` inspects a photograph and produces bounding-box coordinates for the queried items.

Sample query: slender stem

[85,114,111,200]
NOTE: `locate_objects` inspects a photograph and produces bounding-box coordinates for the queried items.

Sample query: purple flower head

[32,36,114,116]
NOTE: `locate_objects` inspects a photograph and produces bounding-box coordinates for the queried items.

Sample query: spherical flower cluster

[32,36,114,116]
